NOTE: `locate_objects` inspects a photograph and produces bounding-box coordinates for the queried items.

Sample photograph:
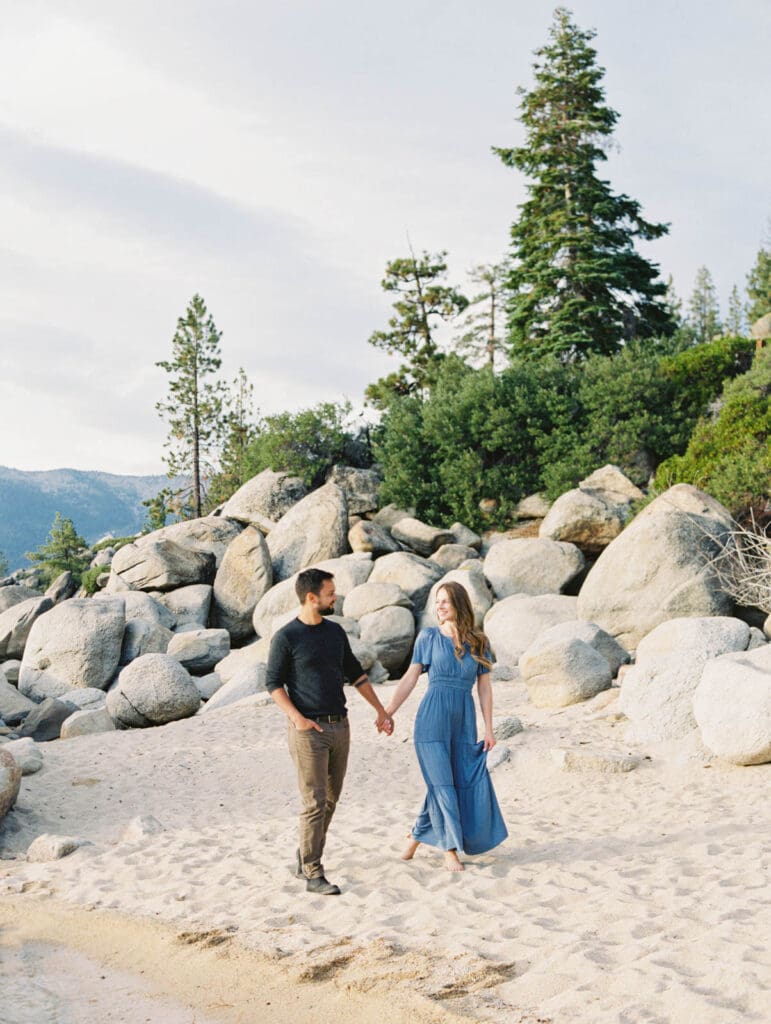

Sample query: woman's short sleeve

[411,628,433,671]
[477,646,494,677]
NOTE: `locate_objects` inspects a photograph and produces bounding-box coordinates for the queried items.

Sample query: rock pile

[1,464,769,825]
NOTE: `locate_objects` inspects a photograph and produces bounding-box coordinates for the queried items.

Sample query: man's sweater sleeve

[265,630,290,693]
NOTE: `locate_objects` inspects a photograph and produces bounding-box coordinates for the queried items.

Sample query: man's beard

[319,605,335,616]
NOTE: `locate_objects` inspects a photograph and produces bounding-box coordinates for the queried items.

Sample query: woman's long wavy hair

[437,581,493,670]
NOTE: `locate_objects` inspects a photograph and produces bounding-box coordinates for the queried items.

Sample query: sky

[1,0,769,475]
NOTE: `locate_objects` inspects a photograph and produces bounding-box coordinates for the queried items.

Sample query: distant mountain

[0,466,175,571]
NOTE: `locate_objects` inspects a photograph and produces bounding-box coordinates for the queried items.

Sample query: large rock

[0,677,36,726]
[19,599,125,701]
[17,698,79,741]
[448,523,482,550]
[515,493,552,520]
[119,619,173,664]
[96,590,175,630]
[220,470,307,527]
[520,637,612,707]
[429,545,480,572]
[215,637,271,684]
[528,621,630,677]
[390,517,455,557]
[0,585,40,615]
[201,663,268,712]
[540,464,644,553]
[111,539,215,592]
[576,484,735,650]
[3,737,43,775]
[620,617,753,744]
[212,526,273,642]
[484,594,578,670]
[44,571,78,604]
[142,516,243,568]
[60,707,116,739]
[311,554,374,596]
[0,597,54,660]
[155,585,212,630]
[348,520,401,557]
[694,645,771,765]
[326,465,381,514]
[167,629,230,674]
[0,747,22,822]
[342,582,412,620]
[483,538,584,599]
[358,606,415,677]
[420,563,494,630]
[107,654,201,728]
[252,578,299,638]
[368,552,443,613]
[267,483,349,582]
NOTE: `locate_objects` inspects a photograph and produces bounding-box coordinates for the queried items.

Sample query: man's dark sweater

[265,617,365,717]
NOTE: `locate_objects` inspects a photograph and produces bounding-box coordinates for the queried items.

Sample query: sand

[1,675,770,1023]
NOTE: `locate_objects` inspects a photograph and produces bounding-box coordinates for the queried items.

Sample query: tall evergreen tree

[687,266,722,345]
[366,248,468,407]
[454,264,507,369]
[745,230,771,325]
[493,7,673,360]
[663,275,684,328]
[25,512,89,586]
[725,284,746,336]
[208,368,259,506]
[156,294,225,518]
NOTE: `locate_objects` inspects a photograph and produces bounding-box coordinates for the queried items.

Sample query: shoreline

[0,896,478,1024]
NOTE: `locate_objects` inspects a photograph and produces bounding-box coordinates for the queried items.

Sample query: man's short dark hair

[296,568,334,603]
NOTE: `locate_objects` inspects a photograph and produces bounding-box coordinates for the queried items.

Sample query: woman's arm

[476,673,497,751]
[384,662,423,718]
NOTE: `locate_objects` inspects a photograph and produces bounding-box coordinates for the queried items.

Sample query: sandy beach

[1,675,770,1023]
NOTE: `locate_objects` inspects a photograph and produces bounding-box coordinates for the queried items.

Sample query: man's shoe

[294,849,303,879]
[306,875,341,895]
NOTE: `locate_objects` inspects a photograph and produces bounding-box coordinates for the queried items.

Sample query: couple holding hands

[266,568,507,895]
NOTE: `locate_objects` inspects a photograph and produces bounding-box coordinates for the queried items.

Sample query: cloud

[0,123,318,262]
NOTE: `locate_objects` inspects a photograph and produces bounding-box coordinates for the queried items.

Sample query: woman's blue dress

[410,627,508,855]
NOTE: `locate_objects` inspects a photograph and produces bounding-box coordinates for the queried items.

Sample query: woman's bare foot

[444,850,464,872]
[401,834,420,860]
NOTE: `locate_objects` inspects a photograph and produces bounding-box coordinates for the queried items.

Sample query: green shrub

[81,565,108,596]
[654,348,771,515]
[241,401,371,491]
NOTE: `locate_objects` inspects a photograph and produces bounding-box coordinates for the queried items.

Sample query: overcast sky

[2,0,769,475]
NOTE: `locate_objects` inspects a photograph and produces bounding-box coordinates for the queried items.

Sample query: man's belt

[306,713,347,723]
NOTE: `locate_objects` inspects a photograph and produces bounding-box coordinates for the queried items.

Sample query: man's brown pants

[287,719,350,880]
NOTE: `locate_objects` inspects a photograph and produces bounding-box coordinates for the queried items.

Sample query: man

[266,568,393,895]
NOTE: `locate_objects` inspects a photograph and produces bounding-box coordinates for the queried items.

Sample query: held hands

[375,709,394,736]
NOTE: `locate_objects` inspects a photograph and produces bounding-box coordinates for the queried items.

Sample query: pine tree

[25,512,89,586]
[208,368,259,506]
[493,7,673,360]
[725,284,746,336]
[663,275,684,328]
[156,294,226,518]
[746,232,771,325]
[687,266,722,344]
[366,248,468,407]
[454,264,507,369]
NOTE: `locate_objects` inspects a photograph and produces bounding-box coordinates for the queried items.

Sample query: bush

[654,348,771,515]
[24,512,91,588]
[241,401,371,491]
[81,565,108,596]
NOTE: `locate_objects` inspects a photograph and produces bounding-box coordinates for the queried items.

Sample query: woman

[385,581,508,872]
